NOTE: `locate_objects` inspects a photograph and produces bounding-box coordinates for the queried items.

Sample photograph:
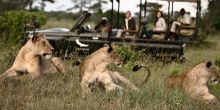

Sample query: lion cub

[79,44,139,94]
[0,33,67,80]
[166,61,220,103]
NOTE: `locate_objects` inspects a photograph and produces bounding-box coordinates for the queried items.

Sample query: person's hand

[153,28,157,31]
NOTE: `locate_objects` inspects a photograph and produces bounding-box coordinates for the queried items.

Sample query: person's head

[156,11,163,19]
[125,11,132,19]
[180,8,186,16]
[155,11,163,25]
[101,17,108,25]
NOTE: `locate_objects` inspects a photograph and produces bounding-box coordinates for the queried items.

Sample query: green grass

[41,18,75,29]
[1,35,220,110]
[41,18,96,29]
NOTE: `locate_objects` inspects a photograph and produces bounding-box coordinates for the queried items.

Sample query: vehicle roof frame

[164,0,201,39]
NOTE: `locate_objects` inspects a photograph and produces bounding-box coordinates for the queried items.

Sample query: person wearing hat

[167,8,191,40]
[94,17,110,33]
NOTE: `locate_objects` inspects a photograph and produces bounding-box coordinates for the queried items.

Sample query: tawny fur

[166,61,220,103]
[79,44,138,94]
[0,33,67,80]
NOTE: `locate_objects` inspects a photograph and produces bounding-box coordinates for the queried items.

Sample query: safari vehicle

[161,0,201,41]
[24,0,201,61]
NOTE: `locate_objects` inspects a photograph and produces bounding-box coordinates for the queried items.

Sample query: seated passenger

[167,8,191,40]
[116,11,137,38]
[94,17,110,34]
[144,11,167,39]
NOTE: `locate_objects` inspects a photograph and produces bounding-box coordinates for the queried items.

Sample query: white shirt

[125,17,132,30]
[154,17,167,31]
[177,13,191,25]
[125,19,128,29]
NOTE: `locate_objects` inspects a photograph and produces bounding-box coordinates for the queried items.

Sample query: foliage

[0,0,26,15]
[201,0,220,34]
[116,45,138,63]
[169,66,180,76]
[69,0,91,13]
[100,10,125,28]
[89,0,108,14]
[0,0,55,15]
[0,10,47,44]
[138,2,163,24]
[214,58,220,68]
[207,0,220,30]
[46,11,75,21]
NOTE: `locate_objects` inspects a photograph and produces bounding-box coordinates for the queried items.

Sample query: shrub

[169,66,180,75]
[116,45,138,63]
[0,10,47,44]
[214,58,220,68]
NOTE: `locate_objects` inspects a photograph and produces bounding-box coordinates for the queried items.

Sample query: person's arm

[182,14,191,25]
[94,22,101,30]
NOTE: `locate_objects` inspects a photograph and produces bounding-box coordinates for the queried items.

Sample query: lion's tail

[132,64,151,85]
[0,68,11,80]
[109,71,139,91]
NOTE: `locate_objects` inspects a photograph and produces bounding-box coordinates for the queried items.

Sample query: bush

[214,58,220,68]
[116,45,138,63]
[0,10,47,44]
[169,66,180,76]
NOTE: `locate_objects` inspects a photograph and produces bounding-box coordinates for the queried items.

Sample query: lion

[166,61,220,103]
[76,44,151,94]
[0,33,67,80]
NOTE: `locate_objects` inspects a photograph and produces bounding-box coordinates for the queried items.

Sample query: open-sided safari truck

[24,0,201,61]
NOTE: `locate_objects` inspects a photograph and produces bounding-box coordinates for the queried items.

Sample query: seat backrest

[190,17,196,27]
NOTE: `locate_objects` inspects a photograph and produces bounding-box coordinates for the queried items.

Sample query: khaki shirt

[177,13,191,25]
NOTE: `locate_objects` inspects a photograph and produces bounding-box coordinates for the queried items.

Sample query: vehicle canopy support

[117,0,120,28]
[139,0,142,27]
[194,0,201,39]
[167,1,171,29]
[108,0,114,45]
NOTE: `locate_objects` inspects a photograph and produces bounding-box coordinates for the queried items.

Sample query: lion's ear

[107,46,113,53]
[104,44,109,47]
[206,61,212,68]
[32,32,40,42]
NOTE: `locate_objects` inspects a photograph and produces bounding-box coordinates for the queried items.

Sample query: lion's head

[197,61,220,84]
[104,44,123,67]
[28,33,54,59]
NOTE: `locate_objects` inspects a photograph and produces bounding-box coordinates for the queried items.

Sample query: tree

[69,0,90,13]
[0,0,55,15]
[207,0,220,30]
[0,0,26,15]
[89,0,109,23]
[89,0,108,14]
[138,2,162,24]
[40,0,55,11]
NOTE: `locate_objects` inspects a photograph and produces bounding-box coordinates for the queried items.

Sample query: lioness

[166,61,220,103]
[0,33,67,80]
[77,44,151,94]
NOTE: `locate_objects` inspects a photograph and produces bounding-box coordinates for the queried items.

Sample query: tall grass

[1,35,220,110]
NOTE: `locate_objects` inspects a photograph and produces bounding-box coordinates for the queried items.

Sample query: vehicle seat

[152,32,166,40]
[178,17,196,37]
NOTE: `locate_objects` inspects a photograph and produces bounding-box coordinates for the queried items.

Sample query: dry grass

[1,35,220,110]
